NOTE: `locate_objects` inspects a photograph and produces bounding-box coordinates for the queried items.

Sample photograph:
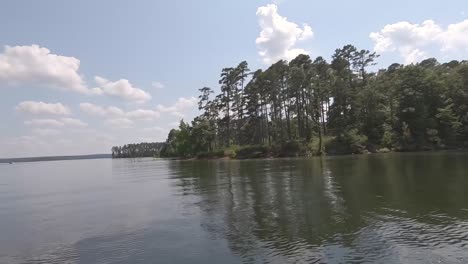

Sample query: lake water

[0,152,467,263]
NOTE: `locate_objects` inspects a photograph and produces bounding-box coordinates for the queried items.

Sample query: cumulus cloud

[0,130,117,157]
[156,96,198,117]
[126,109,161,121]
[139,127,169,143]
[272,0,286,4]
[151,81,165,89]
[24,119,65,127]
[81,98,195,128]
[80,102,160,121]
[370,19,468,64]
[79,102,124,118]
[0,45,90,93]
[24,117,88,127]
[0,45,153,102]
[33,128,62,137]
[168,121,181,128]
[16,101,71,116]
[104,118,134,128]
[441,20,468,52]
[93,76,151,102]
[61,118,88,128]
[69,128,116,143]
[143,126,167,133]
[256,4,313,64]
[24,117,88,128]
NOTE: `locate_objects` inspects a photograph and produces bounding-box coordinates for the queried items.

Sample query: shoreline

[159,148,468,161]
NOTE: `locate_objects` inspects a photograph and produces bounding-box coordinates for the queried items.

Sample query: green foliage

[235,145,271,159]
[152,48,468,159]
[426,128,441,146]
[280,140,302,156]
[309,136,334,155]
[159,121,194,158]
[276,140,307,157]
[112,142,166,158]
[326,129,368,155]
[436,102,462,145]
[223,145,240,158]
[381,130,398,149]
[196,150,225,159]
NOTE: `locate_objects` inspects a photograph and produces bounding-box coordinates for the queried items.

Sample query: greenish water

[0,152,467,263]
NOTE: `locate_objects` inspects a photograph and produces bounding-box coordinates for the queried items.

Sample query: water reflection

[168,153,468,263]
[1,153,467,263]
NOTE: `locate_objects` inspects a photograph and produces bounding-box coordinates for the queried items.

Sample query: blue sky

[1,0,467,157]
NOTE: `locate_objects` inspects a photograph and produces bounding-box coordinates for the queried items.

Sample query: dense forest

[156,44,468,158]
[112,142,165,158]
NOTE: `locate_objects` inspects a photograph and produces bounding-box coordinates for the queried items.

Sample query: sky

[1,0,467,158]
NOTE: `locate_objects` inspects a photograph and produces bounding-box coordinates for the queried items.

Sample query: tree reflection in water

[168,153,468,263]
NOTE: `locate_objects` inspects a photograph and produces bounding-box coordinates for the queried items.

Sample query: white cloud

[272,0,286,5]
[80,102,160,121]
[442,20,468,52]
[69,128,116,142]
[140,127,170,143]
[171,112,185,118]
[80,99,194,132]
[16,101,71,116]
[0,130,117,158]
[151,81,165,89]
[79,103,124,118]
[126,109,160,121]
[24,119,64,127]
[370,19,468,64]
[24,118,87,128]
[93,76,151,102]
[168,121,181,128]
[33,128,62,137]
[256,4,313,64]
[104,118,134,128]
[139,128,168,143]
[0,45,154,103]
[156,96,198,117]
[0,45,89,93]
[1,136,38,147]
[61,118,88,128]
[299,24,314,40]
[401,48,427,65]
[143,126,167,133]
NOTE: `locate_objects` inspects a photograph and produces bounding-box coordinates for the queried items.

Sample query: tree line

[159,44,468,158]
[112,142,165,158]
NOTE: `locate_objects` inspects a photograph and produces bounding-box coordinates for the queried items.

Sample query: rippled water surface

[1,152,468,263]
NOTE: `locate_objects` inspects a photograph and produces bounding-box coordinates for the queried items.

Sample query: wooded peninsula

[112,44,468,159]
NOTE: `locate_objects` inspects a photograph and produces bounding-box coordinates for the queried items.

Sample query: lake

[0,152,467,263]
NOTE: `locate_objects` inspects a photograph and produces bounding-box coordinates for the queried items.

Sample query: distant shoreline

[4,148,466,164]
[0,154,112,164]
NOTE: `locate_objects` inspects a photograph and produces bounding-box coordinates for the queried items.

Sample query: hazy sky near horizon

[1,0,467,157]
